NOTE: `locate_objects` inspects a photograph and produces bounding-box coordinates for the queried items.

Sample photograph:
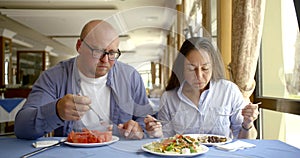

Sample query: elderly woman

[145,37,259,139]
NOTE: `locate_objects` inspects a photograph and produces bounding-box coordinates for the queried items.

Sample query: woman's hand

[241,102,260,128]
[144,115,163,138]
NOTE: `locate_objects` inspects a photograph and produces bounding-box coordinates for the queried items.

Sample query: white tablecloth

[1,137,300,158]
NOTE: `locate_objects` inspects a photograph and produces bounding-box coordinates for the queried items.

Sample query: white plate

[141,141,209,157]
[64,136,119,147]
[185,134,232,146]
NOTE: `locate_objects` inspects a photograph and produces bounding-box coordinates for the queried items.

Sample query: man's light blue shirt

[14,57,152,139]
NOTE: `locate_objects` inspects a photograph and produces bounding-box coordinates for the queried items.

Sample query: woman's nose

[195,69,203,80]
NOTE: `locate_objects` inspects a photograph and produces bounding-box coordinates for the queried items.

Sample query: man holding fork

[15,20,153,140]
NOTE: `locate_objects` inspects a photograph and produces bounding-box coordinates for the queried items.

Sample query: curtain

[229,0,266,102]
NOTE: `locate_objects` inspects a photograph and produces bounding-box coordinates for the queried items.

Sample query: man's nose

[100,53,109,62]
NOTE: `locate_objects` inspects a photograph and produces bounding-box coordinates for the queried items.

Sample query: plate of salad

[142,134,209,157]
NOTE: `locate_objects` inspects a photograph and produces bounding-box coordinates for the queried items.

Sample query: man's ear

[76,39,82,51]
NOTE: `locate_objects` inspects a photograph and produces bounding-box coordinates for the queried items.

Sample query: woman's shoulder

[162,88,178,95]
[214,79,237,86]
[160,88,180,106]
[161,88,179,100]
[212,79,240,90]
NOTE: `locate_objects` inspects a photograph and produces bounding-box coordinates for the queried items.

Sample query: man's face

[77,22,120,78]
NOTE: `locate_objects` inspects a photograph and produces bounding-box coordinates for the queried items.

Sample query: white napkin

[216,140,256,152]
[32,140,59,148]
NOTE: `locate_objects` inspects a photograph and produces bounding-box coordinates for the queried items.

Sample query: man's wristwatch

[242,123,253,131]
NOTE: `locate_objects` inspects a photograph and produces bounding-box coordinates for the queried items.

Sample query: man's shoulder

[114,61,134,69]
[112,61,137,75]
[47,58,75,71]
[39,58,75,80]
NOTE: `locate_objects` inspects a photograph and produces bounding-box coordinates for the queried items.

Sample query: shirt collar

[177,80,213,106]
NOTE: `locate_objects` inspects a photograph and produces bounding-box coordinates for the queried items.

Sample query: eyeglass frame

[81,40,121,60]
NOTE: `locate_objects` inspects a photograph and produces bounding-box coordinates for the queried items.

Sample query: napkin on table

[32,140,59,148]
[216,140,256,152]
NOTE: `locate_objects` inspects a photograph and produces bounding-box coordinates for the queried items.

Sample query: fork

[145,115,169,123]
[153,119,169,123]
[87,104,104,122]
[218,102,262,116]
[78,93,103,122]
[218,109,243,116]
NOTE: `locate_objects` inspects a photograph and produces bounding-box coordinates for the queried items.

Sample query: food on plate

[198,135,227,143]
[67,128,112,143]
[143,134,204,154]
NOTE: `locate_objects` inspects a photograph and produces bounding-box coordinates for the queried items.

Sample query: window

[258,0,300,148]
[261,0,299,99]
[136,62,152,93]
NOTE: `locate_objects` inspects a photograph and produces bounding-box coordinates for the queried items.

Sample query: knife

[21,139,67,158]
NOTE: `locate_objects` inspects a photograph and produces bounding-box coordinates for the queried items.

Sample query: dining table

[0,136,299,158]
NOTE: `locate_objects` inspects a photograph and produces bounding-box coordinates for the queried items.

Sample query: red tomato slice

[67,129,112,143]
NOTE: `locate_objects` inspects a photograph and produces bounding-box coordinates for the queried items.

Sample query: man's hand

[117,120,144,139]
[56,94,91,121]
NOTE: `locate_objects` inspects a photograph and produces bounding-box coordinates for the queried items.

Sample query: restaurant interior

[0,0,300,156]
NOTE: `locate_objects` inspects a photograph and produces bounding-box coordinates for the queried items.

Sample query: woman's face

[184,49,212,91]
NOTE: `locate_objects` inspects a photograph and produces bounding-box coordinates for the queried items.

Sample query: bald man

[15,20,153,140]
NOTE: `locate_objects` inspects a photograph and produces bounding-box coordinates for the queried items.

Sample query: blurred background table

[0,98,26,135]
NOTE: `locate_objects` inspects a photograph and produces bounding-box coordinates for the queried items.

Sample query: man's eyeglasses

[82,40,121,60]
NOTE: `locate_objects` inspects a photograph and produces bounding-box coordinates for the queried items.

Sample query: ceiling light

[119,39,135,51]
[49,51,59,57]
[0,28,16,38]
[12,38,33,48]
[145,16,158,21]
